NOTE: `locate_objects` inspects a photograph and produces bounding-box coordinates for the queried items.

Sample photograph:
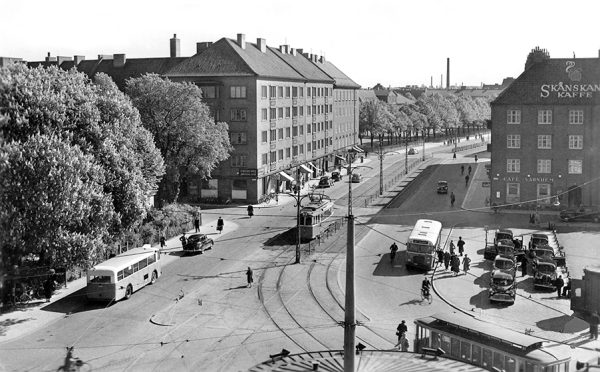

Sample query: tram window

[505,356,516,372]
[482,348,492,368]
[431,332,441,349]
[306,216,313,225]
[451,338,460,357]
[493,352,504,371]
[440,335,451,354]
[460,341,471,361]
[525,361,535,372]
[471,344,481,365]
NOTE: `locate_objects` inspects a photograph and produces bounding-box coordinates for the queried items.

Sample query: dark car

[318,176,334,188]
[559,206,600,222]
[408,147,419,155]
[183,234,214,254]
[437,180,448,194]
[351,173,362,183]
[331,171,342,182]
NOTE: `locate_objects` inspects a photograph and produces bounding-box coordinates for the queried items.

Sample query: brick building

[490,48,600,209]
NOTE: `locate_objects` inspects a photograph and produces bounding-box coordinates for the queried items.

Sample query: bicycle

[420,287,432,304]
[258,194,272,204]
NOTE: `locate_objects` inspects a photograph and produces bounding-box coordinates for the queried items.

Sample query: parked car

[493,254,516,278]
[318,175,334,188]
[532,257,558,290]
[489,269,516,304]
[331,171,342,182]
[408,147,419,155]
[436,180,448,194]
[559,206,600,222]
[351,173,362,183]
[183,234,214,254]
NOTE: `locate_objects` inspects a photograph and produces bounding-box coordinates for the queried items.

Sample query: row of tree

[359,92,491,147]
[0,65,231,271]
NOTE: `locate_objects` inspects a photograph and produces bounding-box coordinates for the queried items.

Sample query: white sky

[2,0,599,89]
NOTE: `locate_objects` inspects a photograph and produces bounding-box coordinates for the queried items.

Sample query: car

[489,270,516,304]
[436,180,448,194]
[331,171,342,182]
[351,173,362,183]
[493,254,516,278]
[183,234,214,254]
[559,206,600,222]
[317,176,334,188]
[408,147,419,155]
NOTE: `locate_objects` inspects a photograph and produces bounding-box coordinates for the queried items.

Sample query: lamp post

[422,129,426,162]
[343,148,356,372]
[377,142,400,196]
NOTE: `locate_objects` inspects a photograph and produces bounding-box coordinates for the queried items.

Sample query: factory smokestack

[446,58,450,89]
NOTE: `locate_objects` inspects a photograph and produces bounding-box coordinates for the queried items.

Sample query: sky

[2,0,600,89]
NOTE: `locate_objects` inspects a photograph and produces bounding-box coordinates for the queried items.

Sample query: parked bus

[298,199,334,241]
[405,219,443,270]
[414,312,571,372]
[87,245,162,302]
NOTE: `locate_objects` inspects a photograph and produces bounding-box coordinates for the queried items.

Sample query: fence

[299,217,347,255]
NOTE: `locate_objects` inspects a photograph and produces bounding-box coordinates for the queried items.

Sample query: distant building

[13,34,360,204]
[490,47,600,208]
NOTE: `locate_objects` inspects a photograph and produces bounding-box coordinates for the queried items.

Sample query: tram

[298,199,334,241]
[414,312,571,372]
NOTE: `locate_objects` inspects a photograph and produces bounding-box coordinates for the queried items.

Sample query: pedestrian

[562,276,571,297]
[468,165,472,175]
[194,216,200,233]
[398,334,409,351]
[443,250,451,270]
[465,174,470,186]
[453,152,457,159]
[160,236,166,249]
[246,267,254,288]
[390,242,399,264]
[590,312,600,340]
[457,237,465,256]
[460,165,464,174]
[450,192,456,207]
[436,248,444,266]
[449,240,456,256]
[217,216,224,234]
[451,254,460,276]
[462,254,471,274]
[179,233,187,247]
[555,275,564,298]
[247,205,254,218]
[43,270,56,302]
[474,154,478,162]
[521,256,527,277]
[396,320,408,338]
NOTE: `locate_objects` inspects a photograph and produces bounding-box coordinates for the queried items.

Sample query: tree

[359,99,387,147]
[126,74,232,203]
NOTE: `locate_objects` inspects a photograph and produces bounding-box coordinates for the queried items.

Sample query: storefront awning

[335,155,346,162]
[351,145,364,153]
[279,171,295,182]
[299,164,312,173]
[308,162,321,172]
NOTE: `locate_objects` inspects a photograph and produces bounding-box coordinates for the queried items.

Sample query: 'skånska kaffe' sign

[540,61,599,99]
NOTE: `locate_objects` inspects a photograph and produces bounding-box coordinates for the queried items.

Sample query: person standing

[436,248,444,266]
[457,237,465,256]
[449,240,456,256]
[398,334,409,351]
[562,276,571,297]
[468,165,472,175]
[43,271,56,302]
[451,254,460,276]
[555,275,564,298]
[521,256,527,277]
[247,205,254,218]
[246,267,254,288]
[179,233,187,248]
[217,217,224,234]
[160,236,166,249]
[453,152,457,159]
[465,174,470,186]
[194,216,200,233]
[460,165,464,175]
[474,154,478,162]
[443,250,451,270]
[590,312,600,340]
[450,192,456,207]
[462,254,471,274]
[396,320,408,338]
[390,242,399,264]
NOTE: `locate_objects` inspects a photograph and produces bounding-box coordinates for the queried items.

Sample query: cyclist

[390,242,398,264]
[421,276,431,298]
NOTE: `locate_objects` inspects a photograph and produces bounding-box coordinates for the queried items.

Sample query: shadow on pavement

[373,252,415,277]
[226,285,250,291]
[398,299,423,306]
[537,314,588,333]
[469,289,496,310]
[473,271,491,289]
[41,288,108,314]
[0,317,34,336]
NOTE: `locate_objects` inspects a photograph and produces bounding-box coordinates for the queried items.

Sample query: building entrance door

[568,185,582,207]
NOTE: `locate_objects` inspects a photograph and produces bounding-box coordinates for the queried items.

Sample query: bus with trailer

[414,312,571,372]
[87,245,162,302]
[405,219,443,270]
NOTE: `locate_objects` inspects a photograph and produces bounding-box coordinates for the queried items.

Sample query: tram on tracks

[414,312,571,372]
[298,198,334,241]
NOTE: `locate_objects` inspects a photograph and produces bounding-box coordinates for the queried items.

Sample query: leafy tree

[359,99,388,147]
[126,74,232,204]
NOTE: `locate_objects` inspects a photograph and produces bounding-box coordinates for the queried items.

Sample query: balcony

[312,114,317,123]
[325,96,329,104]
[292,138,298,145]
[270,99,276,107]
[312,133,316,141]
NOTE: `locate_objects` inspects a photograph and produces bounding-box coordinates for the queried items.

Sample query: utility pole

[405,130,408,175]
[422,129,426,162]
[295,167,301,264]
[343,151,356,372]
[379,143,383,195]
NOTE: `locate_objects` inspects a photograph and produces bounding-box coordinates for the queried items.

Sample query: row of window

[261,85,333,99]
[506,134,583,149]
[260,105,334,121]
[506,183,556,205]
[506,159,582,174]
[116,254,157,281]
[507,109,584,125]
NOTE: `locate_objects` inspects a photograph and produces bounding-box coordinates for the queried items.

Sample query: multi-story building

[19,34,360,203]
[490,48,600,209]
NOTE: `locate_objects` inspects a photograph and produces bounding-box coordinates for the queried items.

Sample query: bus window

[471,344,481,365]
[505,356,516,372]
[133,262,139,272]
[450,338,460,357]
[89,275,111,283]
[117,270,124,281]
[148,254,155,265]
[124,266,133,277]
[139,258,148,269]
[482,348,492,368]
[460,340,471,361]
[440,334,450,354]
[493,351,504,371]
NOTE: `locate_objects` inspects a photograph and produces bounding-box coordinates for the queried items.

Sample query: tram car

[298,199,334,241]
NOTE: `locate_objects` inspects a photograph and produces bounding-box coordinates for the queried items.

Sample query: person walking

[521,256,527,277]
[460,165,464,175]
[443,250,451,270]
[398,334,409,351]
[217,216,224,234]
[468,165,472,175]
[449,240,456,256]
[453,152,457,159]
[589,312,600,340]
[450,192,456,207]
[246,267,254,288]
[474,154,478,162]
[43,271,56,302]
[562,276,571,297]
[555,275,564,298]
[451,254,460,276]
[160,236,166,249]
[457,237,465,256]
[462,254,471,274]
[396,320,408,338]
[247,205,254,218]
[194,215,200,233]
[436,248,444,266]
[465,174,470,186]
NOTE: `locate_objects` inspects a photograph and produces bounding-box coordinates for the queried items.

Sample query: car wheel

[150,271,158,284]
[125,285,133,299]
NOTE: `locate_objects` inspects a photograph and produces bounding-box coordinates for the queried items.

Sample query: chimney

[290,48,296,56]
[196,42,212,54]
[170,34,180,58]
[319,56,325,63]
[73,55,85,66]
[237,33,246,49]
[430,76,433,88]
[440,74,443,89]
[114,53,126,67]
[297,48,304,55]
[257,38,266,53]
[56,56,72,65]
[446,58,450,89]
[45,52,56,62]
[97,54,113,60]
[279,45,285,53]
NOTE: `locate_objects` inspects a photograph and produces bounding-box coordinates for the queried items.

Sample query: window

[278,107,283,118]
[537,159,551,173]
[307,124,311,133]
[568,159,582,174]
[278,149,283,160]
[285,148,290,158]
[230,86,246,98]
[277,86,283,98]
[569,109,584,124]
[269,86,276,98]
[292,126,298,137]
[261,108,268,121]
[507,110,521,124]
[292,106,298,117]
[537,135,552,149]
[285,127,291,138]
[293,146,298,156]
[262,153,268,165]
[538,109,552,124]
[261,131,268,143]
[292,87,298,97]
[261,86,268,99]
[270,108,276,120]
[270,151,276,162]
[507,159,520,173]
[569,135,583,149]
[278,128,283,140]
[285,87,291,98]
[138,258,148,269]
[307,142,312,151]
[299,144,304,154]
[300,87,304,97]
[200,86,218,99]
[307,87,311,97]
[285,107,291,118]
[231,154,247,167]
[270,129,276,142]
[230,109,247,121]
[230,132,247,145]
[537,184,551,204]
[312,123,317,132]
[148,254,155,264]
[299,106,304,116]
[307,105,312,115]
[299,125,304,135]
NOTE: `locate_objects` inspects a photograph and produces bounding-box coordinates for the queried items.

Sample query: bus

[298,199,334,241]
[87,245,162,302]
[405,219,443,270]
[415,312,571,372]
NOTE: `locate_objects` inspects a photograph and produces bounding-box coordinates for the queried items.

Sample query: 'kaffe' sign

[540,61,600,99]
[502,176,554,183]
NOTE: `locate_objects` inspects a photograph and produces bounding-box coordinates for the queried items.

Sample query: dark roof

[311,58,360,89]
[493,58,600,105]
[270,47,333,83]
[357,89,378,102]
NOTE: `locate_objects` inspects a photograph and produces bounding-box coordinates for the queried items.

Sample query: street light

[376,142,400,196]
[422,129,426,162]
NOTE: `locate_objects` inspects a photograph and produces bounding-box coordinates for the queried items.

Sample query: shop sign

[238,168,258,177]
[540,61,600,99]
[501,176,554,183]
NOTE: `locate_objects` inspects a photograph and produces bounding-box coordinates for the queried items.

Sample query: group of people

[437,237,470,275]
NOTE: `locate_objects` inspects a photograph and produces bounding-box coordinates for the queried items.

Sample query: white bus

[87,245,162,302]
[405,219,443,270]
